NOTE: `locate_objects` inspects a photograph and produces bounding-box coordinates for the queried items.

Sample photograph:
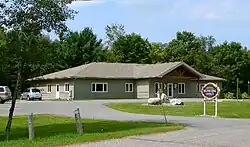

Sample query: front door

[167,83,174,98]
[56,84,60,99]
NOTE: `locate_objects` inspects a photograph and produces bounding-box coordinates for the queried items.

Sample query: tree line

[1,1,250,97]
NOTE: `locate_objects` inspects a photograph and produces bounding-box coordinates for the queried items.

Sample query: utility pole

[248,81,250,96]
[236,78,239,101]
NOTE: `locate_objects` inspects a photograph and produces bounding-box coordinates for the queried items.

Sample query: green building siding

[31,78,223,100]
[74,79,136,100]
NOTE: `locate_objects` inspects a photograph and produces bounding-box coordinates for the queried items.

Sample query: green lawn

[0,115,184,147]
[106,101,250,118]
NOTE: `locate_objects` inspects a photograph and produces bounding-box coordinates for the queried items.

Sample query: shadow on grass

[0,120,166,142]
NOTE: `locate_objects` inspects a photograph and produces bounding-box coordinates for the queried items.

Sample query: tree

[163,31,211,73]
[199,35,216,51]
[1,0,77,140]
[208,42,250,93]
[0,2,6,22]
[4,30,47,139]
[39,37,64,74]
[0,27,5,56]
[1,0,77,38]
[0,27,8,85]
[111,33,152,63]
[149,42,166,63]
[62,27,105,68]
[104,23,126,48]
[23,35,56,79]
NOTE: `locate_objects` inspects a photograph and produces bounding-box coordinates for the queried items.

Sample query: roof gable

[158,62,204,78]
[133,62,181,78]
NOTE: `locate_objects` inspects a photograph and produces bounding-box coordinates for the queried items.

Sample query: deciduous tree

[208,42,249,93]
[104,23,126,48]
[111,33,151,64]
[1,0,77,140]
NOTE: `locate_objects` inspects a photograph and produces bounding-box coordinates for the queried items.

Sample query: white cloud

[116,0,174,17]
[188,0,230,21]
[202,12,225,21]
[119,0,250,21]
[186,0,250,21]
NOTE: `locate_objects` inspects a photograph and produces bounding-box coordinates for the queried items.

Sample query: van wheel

[0,97,3,104]
[27,96,31,101]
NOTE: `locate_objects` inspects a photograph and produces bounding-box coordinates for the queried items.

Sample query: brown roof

[27,62,224,81]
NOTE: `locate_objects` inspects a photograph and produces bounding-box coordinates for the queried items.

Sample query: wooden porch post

[197,78,200,92]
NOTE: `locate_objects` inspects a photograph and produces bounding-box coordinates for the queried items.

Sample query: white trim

[91,82,108,93]
[55,84,60,99]
[199,84,205,92]
[178,83,185,94]
[64,83,70,92]
[47,84,52,93]
[167,83,174,97]
[125,83,133,92]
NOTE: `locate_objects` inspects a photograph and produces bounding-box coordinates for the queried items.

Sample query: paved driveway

[1,99,250,147]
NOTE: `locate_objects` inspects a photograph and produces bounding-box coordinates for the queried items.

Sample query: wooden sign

[201,82,220,100]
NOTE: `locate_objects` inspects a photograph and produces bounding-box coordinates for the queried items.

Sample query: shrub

[218,90,224,99]
[224,92,234,99]
[237,88,242,99]
[241,92,249,99]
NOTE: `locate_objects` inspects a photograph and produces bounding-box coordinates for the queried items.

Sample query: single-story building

[27,61,225,100]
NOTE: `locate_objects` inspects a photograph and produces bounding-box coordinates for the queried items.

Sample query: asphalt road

[1,99,250,147]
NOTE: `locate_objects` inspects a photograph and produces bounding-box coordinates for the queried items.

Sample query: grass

[0,115,184,147]
[106,101,250,118]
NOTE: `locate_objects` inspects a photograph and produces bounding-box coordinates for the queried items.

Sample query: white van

[20,87,42,101]
[0,86,12,104]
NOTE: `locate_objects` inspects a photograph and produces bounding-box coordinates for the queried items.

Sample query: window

[32,88,40,93]
[65,83,70,92]
[5,87,11,93]
[154,82,159,93]
[47,85,52,93]
[0,87,4,92]
[56,84,60,92]
[178,83,185,94]
[91,83,108,92]
[125,83,133,92]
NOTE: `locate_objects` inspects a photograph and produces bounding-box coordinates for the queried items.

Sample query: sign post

[201,82,220,117]
[203,100,206,116]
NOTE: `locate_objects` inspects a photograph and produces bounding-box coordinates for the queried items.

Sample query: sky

[56,0,250,48]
